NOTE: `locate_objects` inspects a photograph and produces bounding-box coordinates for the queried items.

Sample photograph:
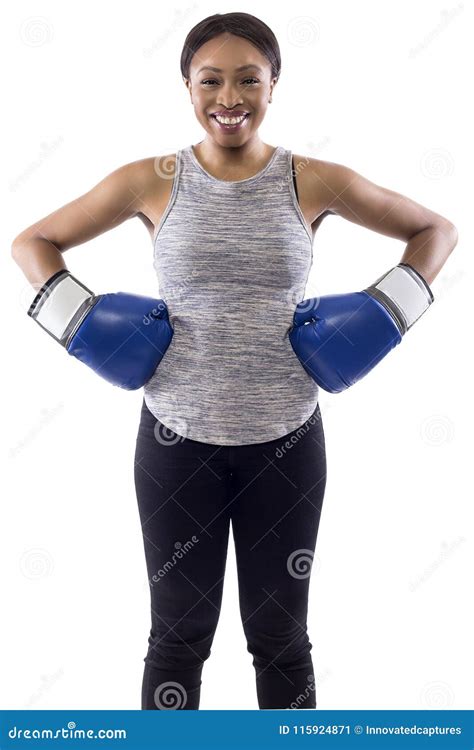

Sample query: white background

[2,0,472,710]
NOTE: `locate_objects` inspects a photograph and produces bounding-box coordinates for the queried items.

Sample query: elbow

[429,219,458,250]
[439,219,458,246]
[447,223,459,248]
[11,237,24,264]
[11,231,29,260]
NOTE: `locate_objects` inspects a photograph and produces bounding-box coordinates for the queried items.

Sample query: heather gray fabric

[143,143,319,445]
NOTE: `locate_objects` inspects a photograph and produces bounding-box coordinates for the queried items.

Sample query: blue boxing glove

[28,269,173,390]
[289,263,434,393]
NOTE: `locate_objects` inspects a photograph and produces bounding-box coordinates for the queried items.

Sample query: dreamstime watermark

[153,275,201,309]
[19,548,54,580]
[287,548,314,579]
[419,680,455,708]
[10,402,64,459]
[287,16,320,47]
[274,138,331,196]
[153,152,178,181]
[408,3,463,59]
[10,136,64,192]
[153,680,188,709]
[8,722,126,740]
[419,414,455,447]
[143,5,198,59]
[274,408,322,459]
[286,666,332,709]
[409,536,466,592]
[19,16,54,47]
[152,398,189,444]
[275,155,309,195]
[149,537,200,586]
[288,673,316,709]
[306,136,331,156]
[142,300,169,326]
[24,668,64,708]
[420,148,455,180]
[432,268,465,305]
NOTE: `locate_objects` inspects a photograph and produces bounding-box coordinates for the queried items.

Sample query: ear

[269,76,278,99]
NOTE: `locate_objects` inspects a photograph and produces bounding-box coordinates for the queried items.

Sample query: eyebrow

[196,64,263,74]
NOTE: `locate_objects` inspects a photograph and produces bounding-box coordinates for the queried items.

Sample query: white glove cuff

[28,270,95,346]
[366,263,434,334]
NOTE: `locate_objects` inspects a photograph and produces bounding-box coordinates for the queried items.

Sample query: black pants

[134,398,327,710]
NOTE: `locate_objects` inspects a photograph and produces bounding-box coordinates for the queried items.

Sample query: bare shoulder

[123,153,177,197]
[291,153,345,222]
[292,153,354,215]
[125,154,177,239]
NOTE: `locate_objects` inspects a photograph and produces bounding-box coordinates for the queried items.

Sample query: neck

[195,136,269,169]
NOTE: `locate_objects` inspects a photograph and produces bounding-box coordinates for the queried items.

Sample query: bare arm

[312,160,458,285]
[11,159,151,288]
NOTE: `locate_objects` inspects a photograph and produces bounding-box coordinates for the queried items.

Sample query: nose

[216,82,243,109]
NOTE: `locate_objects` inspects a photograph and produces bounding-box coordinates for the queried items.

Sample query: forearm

[399,223,458,287]
[11,238,67,289]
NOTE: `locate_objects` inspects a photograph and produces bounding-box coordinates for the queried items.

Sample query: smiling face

[184,32,278,148]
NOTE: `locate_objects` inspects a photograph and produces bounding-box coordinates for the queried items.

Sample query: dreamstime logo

[287,16,320,47]
[287,548,314,579]
[409,537,466,592]
[433,269,465,305]
[157,275,200,307]
[276,155,310,194]
[420,148,455,180]
[19,16,54,47]
[10,136,64,192]
[420,680,455,708]
[8,721,126,740]
[153,401,189,445]
[154,681,188,709]
[142,300,168,325]
[24,668,64,708]
[153,152,178,181]
[283,287,306,309]
[149,536,200,586]
[274,409,323,459]
[306,137,331,156]
[20,548,54,580]
[9,402,64,459]
[294,296,320,318]
[408,4,464,59]
[143,4,198,59]
[287,673,316,709]
[419,414,455,446]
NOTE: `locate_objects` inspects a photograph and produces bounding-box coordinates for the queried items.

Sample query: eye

[200,77,260,86]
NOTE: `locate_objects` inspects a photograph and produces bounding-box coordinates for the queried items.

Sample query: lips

[211,110,249,117]
[210,113,250,132]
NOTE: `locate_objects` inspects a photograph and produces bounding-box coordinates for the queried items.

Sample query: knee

[145,627,214,671]
[245,621,313,670]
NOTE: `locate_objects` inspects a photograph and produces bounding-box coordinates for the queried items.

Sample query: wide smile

[210,113,251,132]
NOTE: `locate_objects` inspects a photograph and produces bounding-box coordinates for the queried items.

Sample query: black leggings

[134,398,327,710]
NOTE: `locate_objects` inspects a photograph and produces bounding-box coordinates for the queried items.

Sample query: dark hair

[180,12,281,83]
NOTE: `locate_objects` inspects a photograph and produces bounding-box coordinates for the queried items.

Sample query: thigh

[134,399,232,626]
[230,403,327,620]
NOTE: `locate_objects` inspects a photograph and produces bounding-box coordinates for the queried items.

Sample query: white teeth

[214,114,247,125]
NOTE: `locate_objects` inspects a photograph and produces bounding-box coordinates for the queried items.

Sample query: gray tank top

[143,143,319,445]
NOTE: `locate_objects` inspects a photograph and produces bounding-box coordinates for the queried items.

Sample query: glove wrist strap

[28,270,95,346]
[365,263,434,334]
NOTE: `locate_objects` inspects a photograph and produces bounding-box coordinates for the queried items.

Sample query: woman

[12,12,458,710]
